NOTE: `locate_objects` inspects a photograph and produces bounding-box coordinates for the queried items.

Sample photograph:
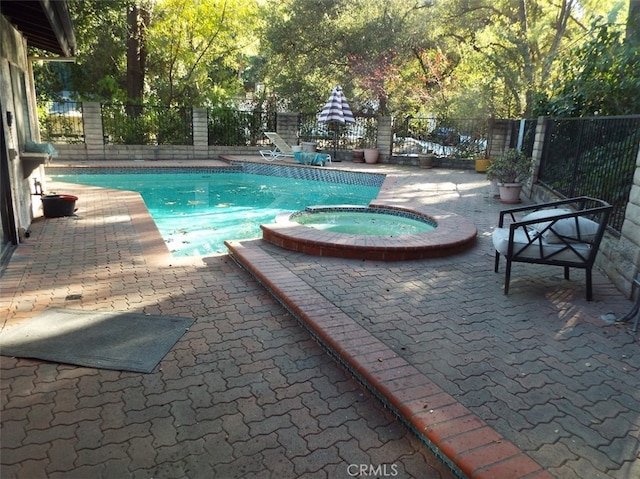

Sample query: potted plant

[352,138,366,163]
[486,148,532,204]
[362,120,379,164]
[419,149,435,169]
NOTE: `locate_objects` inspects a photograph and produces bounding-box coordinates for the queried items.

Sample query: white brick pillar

[82,102,104,160]
[192,107,208,159]
[276,113,299,147]
[376,116,393,161]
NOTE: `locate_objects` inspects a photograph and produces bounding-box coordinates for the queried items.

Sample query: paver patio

[1,158,638,478]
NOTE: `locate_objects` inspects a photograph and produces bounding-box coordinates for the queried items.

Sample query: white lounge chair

[259,132,295,161]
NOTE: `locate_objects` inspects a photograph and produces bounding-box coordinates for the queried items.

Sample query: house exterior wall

[598,147,640,298]
[1,15,43,253]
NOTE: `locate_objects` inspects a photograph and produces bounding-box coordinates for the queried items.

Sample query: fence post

[276,113,299,147]
[487,118,514,159]
[377,116,393,161]
[192,107,208,159]
[83,102,104,160]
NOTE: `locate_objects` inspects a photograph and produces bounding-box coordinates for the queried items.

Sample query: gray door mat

[0,308,195,373]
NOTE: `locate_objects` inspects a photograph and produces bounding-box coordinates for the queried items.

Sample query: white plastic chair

[259,132,295,161]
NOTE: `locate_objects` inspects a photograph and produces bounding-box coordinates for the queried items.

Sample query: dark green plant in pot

[486,148,533,184]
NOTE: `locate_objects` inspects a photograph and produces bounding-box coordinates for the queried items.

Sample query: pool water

[293,211,436,235]
[50,171,380,256]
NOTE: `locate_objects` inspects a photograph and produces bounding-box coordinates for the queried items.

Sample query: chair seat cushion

[492,228,591,262]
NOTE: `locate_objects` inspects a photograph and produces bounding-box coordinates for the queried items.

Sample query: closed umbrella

[318,86,355,160]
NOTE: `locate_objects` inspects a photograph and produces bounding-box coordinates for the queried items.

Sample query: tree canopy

[32,0,637,118]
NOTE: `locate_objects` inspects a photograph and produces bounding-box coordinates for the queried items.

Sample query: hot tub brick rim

[263,204,477,261]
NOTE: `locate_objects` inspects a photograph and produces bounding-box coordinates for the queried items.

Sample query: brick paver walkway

[1,159,638,478]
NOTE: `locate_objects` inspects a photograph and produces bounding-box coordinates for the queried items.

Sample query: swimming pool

[49,166,383,256]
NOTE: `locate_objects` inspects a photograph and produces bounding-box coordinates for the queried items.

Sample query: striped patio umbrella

[317,86,355,160]
[318,86,355,125]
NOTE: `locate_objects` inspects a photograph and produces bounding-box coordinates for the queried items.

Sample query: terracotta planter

[498,183,522,204]
[352,149,365,163]
[419,154,434,169]
[364,148,379,164]
[475,158,491,173]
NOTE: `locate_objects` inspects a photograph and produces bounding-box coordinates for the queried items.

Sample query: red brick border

[261,204,477,261]
[225,240,552,479]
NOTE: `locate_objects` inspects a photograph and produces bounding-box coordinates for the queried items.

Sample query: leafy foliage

[486,148,533,184]
[31,0,633,121]
[534,23,640,117]
[145,0,259,106]
[207,108,274,146]
[68,0,130,101]
[432,0,629,117]
[102,104,193,145]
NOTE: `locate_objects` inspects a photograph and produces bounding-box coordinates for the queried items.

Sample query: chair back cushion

[522,209,600,243]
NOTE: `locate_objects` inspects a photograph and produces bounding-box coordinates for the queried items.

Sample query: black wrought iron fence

[40,101,84,143]
[393,117,489,158]
[207,108,276,146]
[102,104,193,145]
[298,113,377,152]
[538,115,640,233]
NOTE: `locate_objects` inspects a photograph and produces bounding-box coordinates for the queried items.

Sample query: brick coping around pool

[224,239,553,479]
[261,202,478,261]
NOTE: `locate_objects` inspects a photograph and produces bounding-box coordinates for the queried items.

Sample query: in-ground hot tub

[261,203,477,261]
[291,206,437,235]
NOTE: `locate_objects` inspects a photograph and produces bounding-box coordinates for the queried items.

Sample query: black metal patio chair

[492,197,613,301]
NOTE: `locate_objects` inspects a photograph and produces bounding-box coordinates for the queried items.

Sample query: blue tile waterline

[49,164,386,187]
[48,165,384,256]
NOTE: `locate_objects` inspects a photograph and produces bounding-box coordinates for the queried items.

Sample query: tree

[126,1,152,108]
[257,0,629,118]
[533,22,640,116]
[66,0,130,101]
[257,0,353,112]
[258,0,439,114]
[434,0,628,116]
[145,0,259,106]
[33,0,633,120]
[34,0,259,107]
[627,0,640,44]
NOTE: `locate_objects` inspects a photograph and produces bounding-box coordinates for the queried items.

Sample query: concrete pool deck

[1,157,638,478]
